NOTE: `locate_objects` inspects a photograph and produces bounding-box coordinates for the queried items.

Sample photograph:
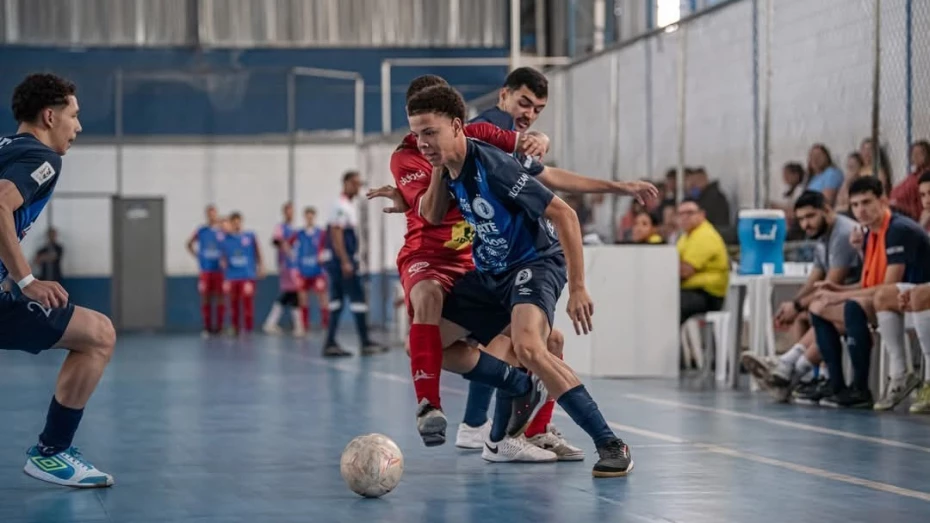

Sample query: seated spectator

[895,282,930,413]
[919,171,930,232]
[768,162,807,239]
[658,202,679,244]
[888,140,930,221]
[616,200,645,242]
[630,211,663,244]
[805,144,844,206]
[741,191,861,403]
[808,176,930,408]
[661,168,678,208]
[676,199,729,324]
[859,137,893,193]
[684,167,731,233]
[834,152,865,215]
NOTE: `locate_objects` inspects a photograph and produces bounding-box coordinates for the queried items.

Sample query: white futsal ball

[340,433,404,498]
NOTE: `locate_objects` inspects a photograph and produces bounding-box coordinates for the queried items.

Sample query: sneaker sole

[556,452,585,462]
[592,460,634,478]
[23,463,114,489]
[419,418,448,447]
[875,381,923,411]
[740,354,772,389]
[482,450,558,463]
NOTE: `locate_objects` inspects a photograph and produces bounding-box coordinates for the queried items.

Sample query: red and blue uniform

[221,231,259,333]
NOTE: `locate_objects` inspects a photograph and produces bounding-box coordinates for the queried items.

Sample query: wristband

[792,298,805,312]
[17,274,35,290]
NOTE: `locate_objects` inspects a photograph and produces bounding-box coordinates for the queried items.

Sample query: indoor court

[1,332,928,523]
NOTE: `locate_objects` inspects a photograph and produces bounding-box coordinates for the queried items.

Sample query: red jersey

[390,122,519,267]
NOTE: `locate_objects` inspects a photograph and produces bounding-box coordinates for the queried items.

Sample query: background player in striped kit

[263,202,304,336]
[220,212,264,335]
[187,204,225,335]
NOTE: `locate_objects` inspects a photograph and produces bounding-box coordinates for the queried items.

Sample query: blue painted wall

[0,47,509,134]
[62,273,400,333]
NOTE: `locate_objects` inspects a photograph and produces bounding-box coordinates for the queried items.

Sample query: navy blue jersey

[863,212,930,284]
[444,138,559,274]
[0,133,62,282]
[470,106,516,131]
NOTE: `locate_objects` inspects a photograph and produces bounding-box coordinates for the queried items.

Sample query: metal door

[111,197,165,330]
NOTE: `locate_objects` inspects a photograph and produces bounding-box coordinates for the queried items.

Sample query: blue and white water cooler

[737,209,787,275]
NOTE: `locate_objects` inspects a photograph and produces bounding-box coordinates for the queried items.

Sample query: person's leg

[808,297,848,398]
[680,289,710,325]
[211,273,225,334]
[875,284,921,410]
[323,265,350,355]
[840,298,876,408]
[343,271,384,353]
[242,281,256,333]
[907,285,930,413]
[225,280,241,335]
[263,292,285,333]
[197,272,212,334]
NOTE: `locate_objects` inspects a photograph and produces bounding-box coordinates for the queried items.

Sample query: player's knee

[410,281,444,323]
[546,328,564,357]
[912,285,930,310]
[808,298,825,316]
[512,333,546,368]
[873,284,899,311]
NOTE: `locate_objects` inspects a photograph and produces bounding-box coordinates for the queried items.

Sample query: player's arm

[186,230,199,258]
[464,122,549,158]
[536,166,658,202]
[544,196,592,334]
[253,234,265,278]
[329,225,353,275]
[420,166,452,225]
[0,180,31,283]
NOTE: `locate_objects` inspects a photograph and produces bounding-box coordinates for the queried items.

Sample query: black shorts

[277,291,299,307]
[0,292,75,354]
[442,253,567,345]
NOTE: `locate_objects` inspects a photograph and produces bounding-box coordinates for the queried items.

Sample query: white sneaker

[526,424,584,461]
[263,324,282,335]
[455,420,490,450]
[24,446,113,488]
[482,435,558,463]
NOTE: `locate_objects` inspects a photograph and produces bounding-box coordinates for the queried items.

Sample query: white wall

[29,143,363,277]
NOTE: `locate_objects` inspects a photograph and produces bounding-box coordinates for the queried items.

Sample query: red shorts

[299,274,327,293]
[399,256,474,319]
[198,271,224,295]
[223,279,256,297]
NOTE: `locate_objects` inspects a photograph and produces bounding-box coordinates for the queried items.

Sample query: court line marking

[622,393,930,454]
[321,361,930,504]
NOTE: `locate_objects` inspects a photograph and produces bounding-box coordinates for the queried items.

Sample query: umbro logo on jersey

[30,161,56,185]
[413,370,435,381]
[408,261,430,274]
[400,170,427,185]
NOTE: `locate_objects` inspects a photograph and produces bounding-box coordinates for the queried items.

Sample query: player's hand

[814,280,841,292]
[618,180,660,205]
[774,301,798,326]
[21,279,69,309]
[899,288,912,311]
[567,287,594,335]
[366,185,410,214]
[850,225,864,250]
[818,290,844,305]
[519,132,549,159]
[341,259,354,278]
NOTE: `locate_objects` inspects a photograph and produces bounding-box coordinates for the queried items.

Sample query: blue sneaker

[23,446,114,488]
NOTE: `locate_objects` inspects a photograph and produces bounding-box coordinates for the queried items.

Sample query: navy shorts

[0,292,75,354]
[442,253,567,345]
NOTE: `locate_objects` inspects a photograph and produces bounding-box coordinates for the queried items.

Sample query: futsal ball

[340,433,404,498]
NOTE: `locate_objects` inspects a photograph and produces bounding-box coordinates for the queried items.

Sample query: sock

[844,300,873,391]
[910,310,930,366]
[264,302,283,328]
[324,302,343,347]
[201,302,212,331]
[525,354,562,438]
[321,305,330,327]
[779,344,805,366]
[38,396,84,456]
[489,389,514,443]
[462,382,495,427]
[230,294,241,332]
[301,305,310,330]
[243,293,255,332]
[461,351,531,396]
[556,385,616,448]
[290,309,304,332]
[810,313,845,394]
[794,354,814,382]
[408,324,443,408]
[877,311,907,378]
[351,306,371,345]
[214,298,226,332]
[820,364,829,379]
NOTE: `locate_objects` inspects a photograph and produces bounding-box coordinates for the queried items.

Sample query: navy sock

[324,306,342,347]
[557,385,616,448]
[38,396,84,456]
[463,382,495,427]
[810,313,846,394]
[461,352,531,396]
[352,310,371,345]
[489,389,513,442]
[844,301,873,391]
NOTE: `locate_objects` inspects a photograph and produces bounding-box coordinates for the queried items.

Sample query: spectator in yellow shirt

[677,199,730,324]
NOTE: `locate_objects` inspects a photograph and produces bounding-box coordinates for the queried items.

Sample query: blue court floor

[2,332,930,523]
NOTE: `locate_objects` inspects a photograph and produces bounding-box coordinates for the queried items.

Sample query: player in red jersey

[370,75,657,454]
[187,204,225,336]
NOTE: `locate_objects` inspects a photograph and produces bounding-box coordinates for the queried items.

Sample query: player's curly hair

[406,85,466,122]
[11,73,77,124]
[405,75,448,102]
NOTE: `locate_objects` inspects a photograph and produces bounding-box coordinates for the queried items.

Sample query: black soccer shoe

[416,399,447,447]
[593,438,634,478]
[506,373,548,438]
[322,344,352,358]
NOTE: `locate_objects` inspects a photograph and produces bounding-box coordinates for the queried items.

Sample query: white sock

[291,309,304,331]
[264,302,283,327]
[877,311,907,378]
[780,344,805,366]
[795,354,814,378]
[911,310,930,367]
[820,364,829,380]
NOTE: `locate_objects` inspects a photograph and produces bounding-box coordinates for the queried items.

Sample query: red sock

[321,304,330,327]
[200,302,211,331]
[215,301,226,332]
[243,290,255,331]
[525,353,562,438]
[408,324,443,409]
[301,306,310,330]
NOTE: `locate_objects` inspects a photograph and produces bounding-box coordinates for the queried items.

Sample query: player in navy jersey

[220,212,264,335]
[187,204,225,335]
[293,206,330,332]
[0,73,115,487]
[409,84,633,477]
